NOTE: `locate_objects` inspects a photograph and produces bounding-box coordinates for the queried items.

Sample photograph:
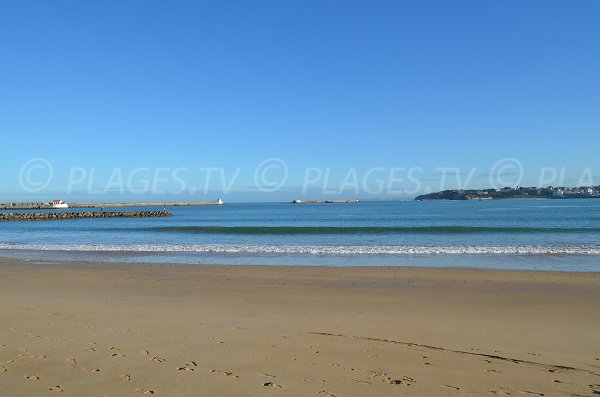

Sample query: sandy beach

[0,258,598,396]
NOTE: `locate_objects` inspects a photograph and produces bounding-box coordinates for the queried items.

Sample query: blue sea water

[1,200,599,271]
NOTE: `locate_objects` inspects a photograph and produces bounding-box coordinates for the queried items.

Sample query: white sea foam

[1,243,599,255]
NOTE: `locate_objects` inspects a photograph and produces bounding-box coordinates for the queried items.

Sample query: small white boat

[50,200,69,209]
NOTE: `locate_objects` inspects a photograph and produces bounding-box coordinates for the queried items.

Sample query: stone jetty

[1,200,223,210]
[0,211,172,222]
[69,199,224,208]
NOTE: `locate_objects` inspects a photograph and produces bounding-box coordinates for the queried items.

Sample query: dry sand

[0,257,598,396]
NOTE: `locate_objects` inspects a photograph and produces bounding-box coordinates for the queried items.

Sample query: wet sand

[0,258,598,396]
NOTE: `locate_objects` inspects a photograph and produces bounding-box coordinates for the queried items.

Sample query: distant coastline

[415,185,600,201]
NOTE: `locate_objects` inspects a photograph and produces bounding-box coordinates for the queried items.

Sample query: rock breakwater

[0,211,172,222]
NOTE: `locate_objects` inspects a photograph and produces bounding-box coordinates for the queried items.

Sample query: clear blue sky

[1,1,598,201]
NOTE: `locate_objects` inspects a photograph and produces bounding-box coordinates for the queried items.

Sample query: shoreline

[4,255,600,275]
[0,257,598,396]
[2,248,599,273]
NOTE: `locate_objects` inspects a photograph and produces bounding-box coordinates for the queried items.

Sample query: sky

[1,0,599,202]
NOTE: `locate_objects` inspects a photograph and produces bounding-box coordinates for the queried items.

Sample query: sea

[1,200,599,272]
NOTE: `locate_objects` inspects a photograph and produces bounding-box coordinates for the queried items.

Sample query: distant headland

[414,186,600,201]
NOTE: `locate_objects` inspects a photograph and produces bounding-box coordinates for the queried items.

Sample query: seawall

[1,201,223,210]
[69,201,223,208]
[0,211,172,222]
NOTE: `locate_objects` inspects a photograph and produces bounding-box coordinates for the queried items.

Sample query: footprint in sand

[370,371,414,386]
[150,357,166,363]
[490,389,512,395]
[0,366,7,373]
[263,382,282,388]
[177,361,197,372]
[441,385,461,391]
[389,376,415,385]
[86,347,96,352]
[112,353,126,358]
[18,350,47,360]
[65,358,77,365]
[49,385,63,393]
[210,369,239,378]
[317,390,336,397]
[120,374,131,381]
[517,391,544,396]
[81,368,100,373]
[25,374,40,380]
[135,388,154,395]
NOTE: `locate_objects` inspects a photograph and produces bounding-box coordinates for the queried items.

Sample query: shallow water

[1,200,599,271]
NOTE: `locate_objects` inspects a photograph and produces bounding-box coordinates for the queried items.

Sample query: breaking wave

[1,243,599,255]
